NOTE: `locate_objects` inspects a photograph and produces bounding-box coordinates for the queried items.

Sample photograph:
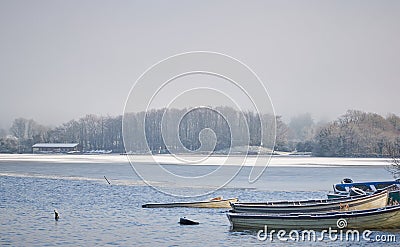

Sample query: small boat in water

[230,190,388,214]
[227,204,400,231]
[142,197,238,208]
[327,178,400,202]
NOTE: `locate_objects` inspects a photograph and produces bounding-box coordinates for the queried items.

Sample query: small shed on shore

[32,143,79,153]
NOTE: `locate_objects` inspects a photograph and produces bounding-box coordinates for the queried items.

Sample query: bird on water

[54,209,59,221]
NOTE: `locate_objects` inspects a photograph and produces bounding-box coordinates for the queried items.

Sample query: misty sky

[0,0,399,129]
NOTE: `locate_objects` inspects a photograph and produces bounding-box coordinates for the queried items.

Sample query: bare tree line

[123,107,279,153]
[2,115,123,153]
[0,109,399,157]
[313,110,400,157]
[0,107,283,154]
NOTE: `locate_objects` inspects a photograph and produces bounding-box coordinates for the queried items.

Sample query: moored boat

[231,190,388,213]
[227,204,400,231]
[327,179,400,202]
[142,197,238,208]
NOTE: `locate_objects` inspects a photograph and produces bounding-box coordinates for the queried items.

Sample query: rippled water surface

[1,154,399,246]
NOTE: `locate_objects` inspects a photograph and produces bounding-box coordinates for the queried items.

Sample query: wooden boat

[142,197,238,208]
[327,179,400,201]
[227,204,400,231]
[230,190,388,213]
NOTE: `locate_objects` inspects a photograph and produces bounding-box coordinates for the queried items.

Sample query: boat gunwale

[231,190,388,209]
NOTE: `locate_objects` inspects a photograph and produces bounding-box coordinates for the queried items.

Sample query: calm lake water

[0,154,399,246]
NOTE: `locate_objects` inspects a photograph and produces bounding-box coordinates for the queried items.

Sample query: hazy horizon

[1,1,399,129]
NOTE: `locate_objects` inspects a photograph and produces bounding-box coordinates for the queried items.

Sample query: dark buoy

[54,209,59,221]
[179,217,199,225]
